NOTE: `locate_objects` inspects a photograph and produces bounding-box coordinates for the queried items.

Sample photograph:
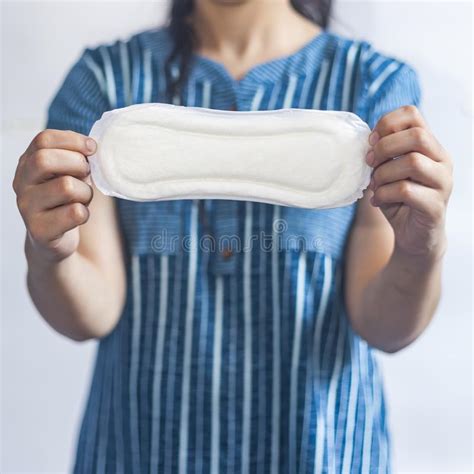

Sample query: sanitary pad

[88,103,371,209]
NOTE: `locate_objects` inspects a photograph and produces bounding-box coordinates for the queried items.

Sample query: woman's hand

[13,130,96,262]
[366,105,453,261]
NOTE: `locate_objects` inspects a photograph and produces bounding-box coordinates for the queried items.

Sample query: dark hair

[165,0,332,102]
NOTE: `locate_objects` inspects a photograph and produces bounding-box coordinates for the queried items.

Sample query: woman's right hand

[13,129,96,263]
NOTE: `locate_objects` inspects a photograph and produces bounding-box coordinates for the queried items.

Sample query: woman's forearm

[351,103,453,353]
[25,237,124,341]
[351,243,445,353]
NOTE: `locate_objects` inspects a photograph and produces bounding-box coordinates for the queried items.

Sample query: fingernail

[366,150,375,166]
[86,138,96,153]
[370,196,378,206]
[369,131,380,146]
[368,176,375,190]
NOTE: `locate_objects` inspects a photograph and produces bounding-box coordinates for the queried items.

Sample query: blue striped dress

[47,26,421,474]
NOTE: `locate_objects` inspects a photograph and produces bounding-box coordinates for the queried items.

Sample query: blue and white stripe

[46,26,422,474]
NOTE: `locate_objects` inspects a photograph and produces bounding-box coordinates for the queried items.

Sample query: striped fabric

[47,27,421,474]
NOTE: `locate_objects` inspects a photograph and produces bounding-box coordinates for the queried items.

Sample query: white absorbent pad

[88,103,371,209]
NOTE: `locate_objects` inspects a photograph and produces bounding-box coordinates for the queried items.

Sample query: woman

[13,0,452,472]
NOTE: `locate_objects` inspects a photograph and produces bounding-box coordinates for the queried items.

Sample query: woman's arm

[345,105,453,353]
[15,130,126,341]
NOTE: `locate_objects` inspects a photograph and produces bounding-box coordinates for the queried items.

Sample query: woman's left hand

[366,105,453,260]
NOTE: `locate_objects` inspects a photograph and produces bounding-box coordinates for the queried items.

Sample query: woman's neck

[192,0,322,79]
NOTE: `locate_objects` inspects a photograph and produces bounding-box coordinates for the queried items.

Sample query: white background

[1,1,472,472]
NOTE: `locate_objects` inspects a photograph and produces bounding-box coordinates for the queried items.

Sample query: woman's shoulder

[80,26,172,66]
[325,30,417,76]
[324,30,420,100]
[61,27,172,109]
[318,30,421,126]
[45,28,168,133]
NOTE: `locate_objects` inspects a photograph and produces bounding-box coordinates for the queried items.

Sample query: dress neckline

[190,29,332,86]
